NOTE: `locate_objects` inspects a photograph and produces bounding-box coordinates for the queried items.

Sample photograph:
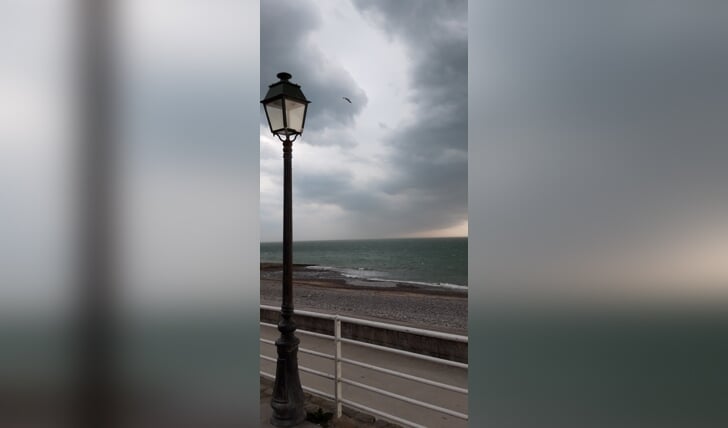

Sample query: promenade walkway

[259,323,468,428]
[260,378,380,428]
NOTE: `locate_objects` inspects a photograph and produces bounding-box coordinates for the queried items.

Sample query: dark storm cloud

[294,169,381,212]
[351,0,468,231]
[469,2,728,289]
[260,0,368,142]
[352,0,467,43]
[352,0,467,154]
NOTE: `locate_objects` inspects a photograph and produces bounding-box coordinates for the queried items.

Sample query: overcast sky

[260,0,468,242]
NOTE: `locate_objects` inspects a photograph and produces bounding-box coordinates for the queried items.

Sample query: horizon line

[260,236,468,244]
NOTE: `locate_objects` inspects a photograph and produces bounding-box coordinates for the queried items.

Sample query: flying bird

[342,97,352,103]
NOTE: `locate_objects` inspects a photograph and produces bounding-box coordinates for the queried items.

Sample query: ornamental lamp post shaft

[261,72,310,427]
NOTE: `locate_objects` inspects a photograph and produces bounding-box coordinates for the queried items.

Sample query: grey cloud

[351,0,468,231]
[291,162,466,238]
[261,0,368,139]
[353,0,467,44]
[294,169,381,213]
[295,169,355,203]
[303,127,359,148]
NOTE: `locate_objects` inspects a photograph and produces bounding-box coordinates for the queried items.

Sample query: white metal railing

[259,304,468,427]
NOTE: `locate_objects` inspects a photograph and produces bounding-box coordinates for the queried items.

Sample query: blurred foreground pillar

[77,0,117,426]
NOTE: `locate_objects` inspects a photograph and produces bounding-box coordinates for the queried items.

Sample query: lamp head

[261,72,310,138]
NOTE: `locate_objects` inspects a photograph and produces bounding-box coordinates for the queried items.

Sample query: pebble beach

[260,263,468,334]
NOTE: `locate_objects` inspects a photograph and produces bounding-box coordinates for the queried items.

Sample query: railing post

[334,317,342,418]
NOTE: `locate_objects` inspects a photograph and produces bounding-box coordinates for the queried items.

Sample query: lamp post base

[270,333,306,427]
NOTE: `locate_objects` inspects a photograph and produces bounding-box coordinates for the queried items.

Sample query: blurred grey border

[0,0,260,426]
[470,2,728,427]
[3,1,728,427]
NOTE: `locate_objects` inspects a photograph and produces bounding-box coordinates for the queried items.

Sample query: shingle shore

[260,264,467,334]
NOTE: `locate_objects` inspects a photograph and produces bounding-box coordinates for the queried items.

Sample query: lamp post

[261,72,310,427]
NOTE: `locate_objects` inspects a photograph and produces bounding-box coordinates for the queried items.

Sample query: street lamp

[261,72,310,427]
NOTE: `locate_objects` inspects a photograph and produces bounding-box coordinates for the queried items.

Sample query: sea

[260,237,468,289]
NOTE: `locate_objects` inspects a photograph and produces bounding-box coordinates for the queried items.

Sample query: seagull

[342,97,352,103]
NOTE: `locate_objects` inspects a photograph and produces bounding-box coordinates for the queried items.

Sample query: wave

[371,277,469,291]
[306,265,386,280]
[304,265,468,291]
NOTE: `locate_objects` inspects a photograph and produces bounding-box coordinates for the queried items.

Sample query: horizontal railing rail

[261,304,468,343]
[259,305,468,427]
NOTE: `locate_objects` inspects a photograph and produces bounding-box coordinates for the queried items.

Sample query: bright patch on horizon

[405,220,468,238]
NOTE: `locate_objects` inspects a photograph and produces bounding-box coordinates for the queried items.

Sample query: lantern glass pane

[285,99,306,133]
[265,98,284,132]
